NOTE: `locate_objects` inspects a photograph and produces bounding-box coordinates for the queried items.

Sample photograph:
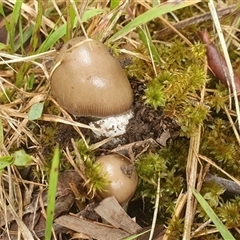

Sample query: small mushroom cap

[96,154,138,206]
[50,37,133,117]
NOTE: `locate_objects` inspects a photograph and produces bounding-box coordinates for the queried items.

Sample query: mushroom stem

[89,110,134,138]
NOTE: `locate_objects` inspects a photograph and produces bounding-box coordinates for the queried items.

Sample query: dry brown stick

[155,4,239,38]
[205,173,240,195]
[182,127,201,240]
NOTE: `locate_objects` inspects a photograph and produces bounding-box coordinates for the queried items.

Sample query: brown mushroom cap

[96,154,138,206]
[50,37,133,117]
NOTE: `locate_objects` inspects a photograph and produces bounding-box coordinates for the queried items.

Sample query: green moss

[193,233,223,240]
[165,217,184,240]
[76,138,95,161]
[0,89,14,104]
[200,181,225,208]
[200,118,240,177]
[126,45,156,81]
[76,139,109,195]
[136,149,185,219]
[218,197,240,228]
[142,40,208,137]
[205,83,228,113]
[84,158,109,194]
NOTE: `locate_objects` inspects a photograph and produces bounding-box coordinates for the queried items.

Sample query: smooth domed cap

[50,37,133,117]
[96,154,138,206]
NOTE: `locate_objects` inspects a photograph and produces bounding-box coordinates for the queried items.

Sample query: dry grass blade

[162,192,187,240]
[182,126,201,240]
[69,0,88,38]
[0,185,34,240]
[208,0,240,131]
[199,154,240,187]
[223,105,240,146]
[182,47,208,240]
[148,173,160,240]
[3,0,55,29]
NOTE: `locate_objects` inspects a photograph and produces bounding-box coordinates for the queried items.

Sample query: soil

[55,79,180,154]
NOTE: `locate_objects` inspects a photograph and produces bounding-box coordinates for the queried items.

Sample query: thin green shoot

[192,188,235,240]
[137,25,161,69]
[9,0,22,53]
[110,0,120,10]
[108,0,201,42]
[38,8,105,53]
[123,229,151,240]
[0,118,3,150]
[45,147,60,240]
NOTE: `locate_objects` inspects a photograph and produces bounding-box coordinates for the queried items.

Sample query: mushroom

[96,154,138,206]
[50,37,134,137]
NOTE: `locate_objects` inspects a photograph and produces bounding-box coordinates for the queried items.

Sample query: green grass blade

[82,8,105,23]
[65,2,75,41]
[45,147,60,240]
[38,8,105,53]
[123,229,151,240]
[152,0,159,8]
[0,118,4,149]
[108,0,201,42]
[28,1,43,53]
[192,188,235,240]
[0,4,5,16]
[9,0,22,52]
[110,0,120,10]
[13,25,33,52]
[137,25,161,66]
[18,13,24,53]
[0,156,13,170]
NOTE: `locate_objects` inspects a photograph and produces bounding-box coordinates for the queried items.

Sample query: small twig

[69,0,88,38]
[191,219,212,237]
[205,173,240,195]
[111,138,159,161]
[223,105,240,147]
[162,192,187,240]
[155,4,239,38]
[182,127,201,240]
[198,154,240,187]
[64,147,87,183]
[182,56,207,239]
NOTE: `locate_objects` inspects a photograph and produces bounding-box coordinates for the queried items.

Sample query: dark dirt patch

[54,79,180,152]
[126,79,180,143]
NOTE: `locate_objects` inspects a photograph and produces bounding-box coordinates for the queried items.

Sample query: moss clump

[136,150,185,220]
[165,217,184,240]
[75,139,109,196]
[200,118,240,177]
[218,197,240,228]
[142,40,209,137]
